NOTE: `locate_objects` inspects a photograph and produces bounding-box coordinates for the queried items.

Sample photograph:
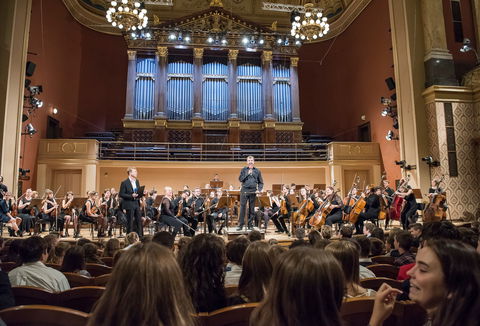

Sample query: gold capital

[228,49,239,61]
[157,46,168,58]
[290,57,299,67]
[210,0,223,7]
[194,48,204,59]
[127,50,136,61]
[262,51,273,63]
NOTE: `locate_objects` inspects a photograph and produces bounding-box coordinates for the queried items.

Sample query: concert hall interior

[1,0,480,325]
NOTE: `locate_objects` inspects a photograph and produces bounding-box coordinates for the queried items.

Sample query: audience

[230,241,272,304]
[363,222,375,237]
[176,237,192,262]
[457,227,479,250]
[313,238,331,250]
[88,242,195,326]
[267,244,287,266]
[225,236,250,286]
[0,270,14,310]
[47,242,70,265]
[9,236,70,292]
[248,230,262,242]
[385,228,402,257]
[356,235,373,267]
[152,231,175,250]
[393,231,415,267]
[408,223,423,248]
[76,237,92,247]
[289,239,309,249]
[61,245,91,277]
[307,230,322,246]
[2,239,23,266]
[102,238,121,257]
[369,237,385,256]
[370,227,385,242]
[250,247,344,326]
[84,243,104,265]
[124,232,140,250]
[179,234,227,312]
[326,240,376,298]
[339,224,354,238]
[320,225,332,240]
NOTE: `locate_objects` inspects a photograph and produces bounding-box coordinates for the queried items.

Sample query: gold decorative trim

[127,50,137,61]
[228,49,239,61]
[240,122,263,130]
[191,119,205,128]
[204,122,229,129]
[290,57,299,67]
[262,51,273,63]
[276,122,304,131]
[228,119,241,128]
[210,0,223,8]
[264,121,276,128]
[154,118,167,127]
[122,119,155,129]
[422,85,474,104]
[166,121,192,129]
[194,48,204,59]
[157,46,168,57]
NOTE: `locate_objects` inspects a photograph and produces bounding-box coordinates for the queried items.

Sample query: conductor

[119,167,143,236]
[237,156,264,231]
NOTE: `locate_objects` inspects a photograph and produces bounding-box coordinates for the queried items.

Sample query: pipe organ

[123,3,303,144]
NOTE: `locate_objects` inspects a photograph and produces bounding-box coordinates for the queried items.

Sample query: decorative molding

[228,49,239,61]
[424,48,454,61]
[262,50,273,62]
[290,57,299,67]
[194,48,204,59]
[209,0,223,7]
[328,142,381,162]
[275,122,303,131]
[62,0,122,35]
[157,46,168,57]
[127,50,137,61]
[422,86,474,104]
[38,139,99,162]
[462,66,480,87]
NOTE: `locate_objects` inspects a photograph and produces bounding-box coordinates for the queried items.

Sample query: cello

[309,181,338,228]
[292,188,314,229]
[389,175,410,221]
[342,176,359,222]
[423,175,447,222]
[378,173,389,221]
[348,184,369,224]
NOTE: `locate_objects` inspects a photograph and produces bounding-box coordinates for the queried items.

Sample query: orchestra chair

[100,256,113,267]
[56,286,105,313]
[370,255,395,265]
[205,303,259,326]
[0,305,89,326]
[45,263,62,271]
[224,284,238,297]
[359,277,403,291]
[93,273,111,286]
[367,264,399,279]
[12,286,54,306]
[341,297,403,326]
[85,263,112,277]
[0,261,18,272]
[63,272,94,288]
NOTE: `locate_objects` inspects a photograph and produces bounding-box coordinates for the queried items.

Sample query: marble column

[124,50,137,119]
[420,0,458,86]
[228,49,239,119]
[262,50,274,120]
[193,48,204,118]
[290,57,301,122]
[155,46,168,118]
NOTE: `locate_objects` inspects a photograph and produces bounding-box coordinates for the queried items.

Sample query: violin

[280,196,288,215]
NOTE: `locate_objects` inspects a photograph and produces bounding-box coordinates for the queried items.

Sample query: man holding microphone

[237,156,263,231]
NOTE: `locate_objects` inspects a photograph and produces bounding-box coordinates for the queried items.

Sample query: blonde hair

[125,232,139,245]
[127,167,137,175]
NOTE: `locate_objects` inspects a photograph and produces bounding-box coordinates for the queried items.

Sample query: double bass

[292,192,314,228]
[347,184,368,224]
[423,175,447,222]
[389,175,410,221]
[378,173,389,221]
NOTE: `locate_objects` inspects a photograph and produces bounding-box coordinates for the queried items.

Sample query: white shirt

[9,261,70,292]
[225,263,242,286]
[359,265,376,279]
[129,176,137,192]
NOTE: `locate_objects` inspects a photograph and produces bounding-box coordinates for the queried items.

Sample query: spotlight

[284,38,290,46]
[277,38,283,44]
[169,33,176,40]
[28,85,43,95]
[25,79,31,88]
[395,160,406,168]
[381,108,390,117]
[30,97,43,108]
[52,107,59,115]
[386,130,398,141]
[295,40,301,46]
[24,123,37,137]
[184,35,191,42]
[258,38,264,45]
[207,36,214,43]
[145,32,151,39]
[242,37,249,45]
[459,38,480,63]
[392,117,399,129]
[380,96,391,106]
[22,114,29,122]
[422,156,441,167]
[221,38,227,45]
[390,93,397,101]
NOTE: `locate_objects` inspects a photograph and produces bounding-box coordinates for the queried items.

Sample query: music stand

[153,195,164,208]
[136,186,145,197]
[314,184,326,190]
[272,184,283,195]
[288,194,299,208]
[218,193,235,235]
[210,181,223,189]
[412,189,422,199]
[256,195,271,208]
[27,199,44,212]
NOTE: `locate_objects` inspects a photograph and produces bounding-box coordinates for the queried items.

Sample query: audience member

[326,240,376,298]
[2,239,23,266]
[124,232,140,250]
[76,237,92,247]
[385,228,402,257]
[44,234,60,260]
[248,230,262,242]
[370,227,385,242]
[356,235,372,266]
[313,238,331,250]
[225,236,250,286]
[363,222,375,237]
[152,231,175,250]
[47,242,70,265]
[289,239,309,249]
[84,243,104,265]
[176,236,192,262]
[408,223,423,248]
[339,224,354,238]
[103,238,121,257]
[320,225,332,239]
[0,270,14,310]
[179,234,227,312]
[308,230,322,246]
[250,247,344,326]
[88,242,195,326]
[294,227,306,240]
[9,236,70,292]
[267,244,287,267]
[61,245,91,277]
[457,227,478,250]
[369,237,385,256]
[393,231,415,267]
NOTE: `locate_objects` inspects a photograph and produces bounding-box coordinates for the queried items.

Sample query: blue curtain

[237,61,263,121]
[134,57,156,120]
[202,58,228,121]
[273,62,292,122]
[167,58,194,120]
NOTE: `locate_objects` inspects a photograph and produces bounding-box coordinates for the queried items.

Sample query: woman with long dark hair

[60,245,90,277]
[88,242,195,326]
[250,247,344,326]
[370,239,480,326]
[179,233,226,312]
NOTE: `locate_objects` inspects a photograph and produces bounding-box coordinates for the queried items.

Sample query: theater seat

[56,286,105,313]
[85,263,112,277]
[100,257,113,267]
[206,303,259,326]
[12,286,54,306]
[63,272,93,288]
[360,277,403,291]
[341,297,402,326]
[370,255,395,265]
[224,284,238,297]
[0,304,89,326]
[367,264,399,279]
[93,273,111,286]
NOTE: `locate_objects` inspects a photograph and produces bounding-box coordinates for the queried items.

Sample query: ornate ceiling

[62,0,372,41]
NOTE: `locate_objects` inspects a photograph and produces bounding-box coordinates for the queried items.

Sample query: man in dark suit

[237,156,264,231]
[119,167,143,236]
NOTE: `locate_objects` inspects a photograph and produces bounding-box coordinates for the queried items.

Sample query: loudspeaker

[26,61,36,77]
[385,77,395,90]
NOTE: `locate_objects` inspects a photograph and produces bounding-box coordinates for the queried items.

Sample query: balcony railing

[98,141,329,161]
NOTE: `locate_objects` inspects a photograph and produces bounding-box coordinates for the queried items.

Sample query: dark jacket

[119,178,141,210]
[238,167,264,191]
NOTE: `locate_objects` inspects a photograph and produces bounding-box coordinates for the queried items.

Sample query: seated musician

[260,190,280,231]
[160,186,189,237]
[187,187,204,236]
[100,189,117,237]
[146,190,159,221]
[111,188,127,236]
[324,186,344,226]
[395,185,417,229]
[291,187,313,234]
[82,191,107,237]
[206,189,227,234]
[40,189,58,232]
[140,190,152,229]
[272,185,291,236]
[0,192,20,236]
[355,187,381,234]
[59,192,74,237]
[17,188,35,236]
[343,186,359,216]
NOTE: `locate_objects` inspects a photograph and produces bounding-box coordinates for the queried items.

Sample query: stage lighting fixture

[381,108,390,117]
[386,130,398,141]
[207,36,214,43]
[242,37,249,45]
[422,156,440,167]
[28,85,43,95]
[22,114,29,122]
[53,107,59,115]
[24,123,37,137]
[30,97,43,108]
[459,38,480,63]
[392,117,399,129]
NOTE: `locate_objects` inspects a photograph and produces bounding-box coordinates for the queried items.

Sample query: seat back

[0,261,18,272]
[12,286,54,306]
[370,255,395,265]
[206,303,259,326]
[63,272,93,288]
[100,257,113,267]
[225,284,239,297]
[46,263,62,271]
[367,264,399,279]
[85,263,112,277]
[0,304,89,326]
[56,286,105,313]
[359,277,403,291]
[93,273,111,286]
[341,297,403,326]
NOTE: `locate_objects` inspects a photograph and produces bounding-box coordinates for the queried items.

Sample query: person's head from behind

[89,242,194,326]
[370,227,385,242]
[61,245,86,273]
[239,241,273,302]
[325,240,360,286]
[321,225,332,239]
[308,230,321,246]
[126,232,140,246]
[407,239,480,326]
[20,236,48,263]
[289,239,309,249]
[355,235,371,258]
[267,244,287,267]
[77,237,92,247]
[420,221,460,244]
[152,231,175,250]
[409,223,423,238]
[340,224,353,238]
[104,238,121,257]
[394,230,413,253]
[363,222,375,236]
[226,235,250,266]
[250,247,344,326]
[83,243,99,259]
[248,230,262,242]
[370,237,385,256]
[457,227,479,250]
[386,228,402,252]
[179,234,226,312]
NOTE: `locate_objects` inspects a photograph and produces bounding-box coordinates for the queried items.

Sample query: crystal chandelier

[291,3,329,41]
[106,0,148,31]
